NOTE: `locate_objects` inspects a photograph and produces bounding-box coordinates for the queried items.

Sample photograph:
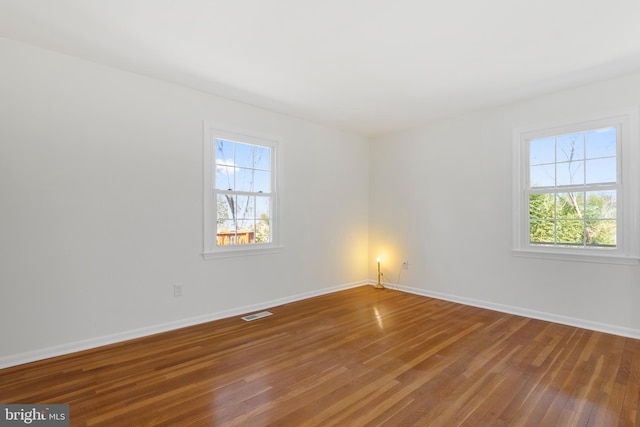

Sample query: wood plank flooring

[2,286,640,426]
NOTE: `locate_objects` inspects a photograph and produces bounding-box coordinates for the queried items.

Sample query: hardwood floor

[2,286,640,426]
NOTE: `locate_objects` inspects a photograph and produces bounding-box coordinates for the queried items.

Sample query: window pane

[215,139,234,165]
[237,218,252,229]
[216,194,234,222]
[218,219,236,233]
[254,146,271,170]
[530,220,555,244]
[556,133,584,162]
[255,196,270,219]
[254,170,271,193]
[242,219,253,231]
[236,220,256,245]
[235,142,253,168]
[236,196,255,220]
[585,190,616,219]
[256,219,271,243]
[586,128,616,159]
[530,137,555,165]
[255,196,271,243]
[556,220,584,245]
[557,192,584,219]
[586,157,616,184]
[556,160,584,186]
[217,220,237,246]
[530,164,555,188]
[529,193,554,219]
[586,220,616,246]
[235,168,253,192]
[215,166,234,190]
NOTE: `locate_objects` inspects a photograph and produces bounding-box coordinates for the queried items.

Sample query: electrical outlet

[174,283,183,297]
[402,261,409,270]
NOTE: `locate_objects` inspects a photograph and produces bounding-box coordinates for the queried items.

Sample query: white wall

[0,38,370,365]
[4,35,639,368]
[370,71,640,337]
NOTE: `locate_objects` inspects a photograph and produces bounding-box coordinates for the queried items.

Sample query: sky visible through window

[215,139,271,192]
[529,127,616,188]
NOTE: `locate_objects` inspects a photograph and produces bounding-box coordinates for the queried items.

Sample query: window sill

[202,245,284,260]
[512,248,640,265]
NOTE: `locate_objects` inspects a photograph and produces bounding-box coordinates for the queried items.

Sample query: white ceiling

[2,1,640,136]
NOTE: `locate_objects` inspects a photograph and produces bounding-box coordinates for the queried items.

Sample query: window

[513,110,639,264]
[203,124,281,258]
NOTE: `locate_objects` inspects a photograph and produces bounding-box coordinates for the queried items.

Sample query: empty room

[2,1,640,425]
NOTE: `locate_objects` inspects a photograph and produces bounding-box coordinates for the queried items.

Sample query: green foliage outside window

[529,192,616,247]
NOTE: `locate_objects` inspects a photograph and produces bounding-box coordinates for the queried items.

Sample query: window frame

[512,109,639,265]
[203,123,283,259]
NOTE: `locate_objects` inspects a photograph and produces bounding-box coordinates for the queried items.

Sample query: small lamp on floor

[375,257,385,289]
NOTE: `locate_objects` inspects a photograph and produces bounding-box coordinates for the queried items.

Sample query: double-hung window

[203,124,281,258]
[513,110,639,264]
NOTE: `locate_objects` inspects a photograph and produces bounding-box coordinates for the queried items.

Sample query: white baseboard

[393,283,640,340]
[0,280,367,370]
[4,280,638,370]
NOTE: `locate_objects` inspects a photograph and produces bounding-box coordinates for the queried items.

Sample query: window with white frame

[203,124,281,258]
[513,110,639,264]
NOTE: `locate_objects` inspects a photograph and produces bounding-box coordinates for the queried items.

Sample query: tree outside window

[527,127,617,248]
[215,138,273,246]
